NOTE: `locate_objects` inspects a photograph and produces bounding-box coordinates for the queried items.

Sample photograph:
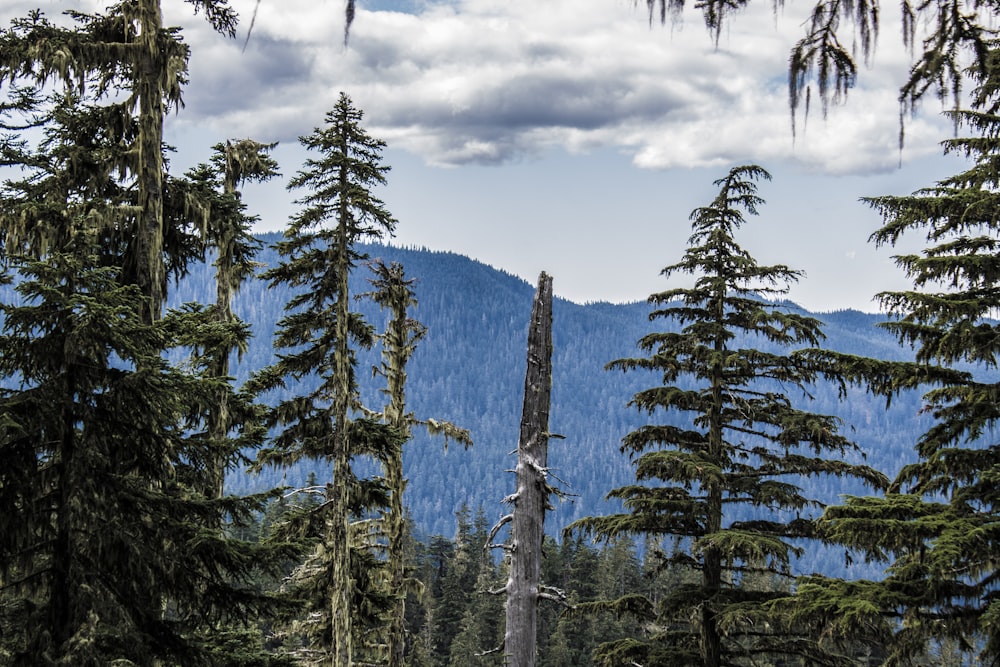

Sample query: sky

[3,0,976,312]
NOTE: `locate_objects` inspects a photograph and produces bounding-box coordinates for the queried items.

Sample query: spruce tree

[0,71,292,667]
[196,139,279,500]
[364,259,471,667]
[567,165,887,667]
[252,92,401,667]
[0,0,239,321]
[786,49,1000,665]
[0,227,291,666]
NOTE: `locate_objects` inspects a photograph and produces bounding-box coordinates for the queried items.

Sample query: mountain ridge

[176,235,924,577]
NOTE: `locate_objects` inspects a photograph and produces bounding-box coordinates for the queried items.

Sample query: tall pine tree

[0,56,293,666]
[194,139,279,501]
[252,92,401,667]
[788,48,1000,666]
[0,0,239,321]
[0,226,291,666]
[364,259,471,667]
[568,165,887,667]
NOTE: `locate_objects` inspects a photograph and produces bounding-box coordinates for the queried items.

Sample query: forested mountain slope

[172,233,926,574]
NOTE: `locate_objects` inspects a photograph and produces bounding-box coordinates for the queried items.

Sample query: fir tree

[251,92,401,667]
[364,259,472,667]
[0,77,292,666]
[787,49,1000,665]
[196,139,279,500]
[0,228,291,666]
[568,165,888,667]
[0,0,239,321]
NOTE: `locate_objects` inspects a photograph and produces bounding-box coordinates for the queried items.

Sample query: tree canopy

[569,164,888,667]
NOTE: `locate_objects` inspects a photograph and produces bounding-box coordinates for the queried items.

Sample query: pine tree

[567,165,888,667]
[0,226,291,666]
[538,538,604,667]
[251,92,401,667]
[786,49,1000,666]
[196,139,279,500]
[0,75,292,667]
[364,259,472,667]
[0,1,239,321]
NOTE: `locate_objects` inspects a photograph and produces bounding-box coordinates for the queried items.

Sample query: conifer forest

[3,1,1000,666]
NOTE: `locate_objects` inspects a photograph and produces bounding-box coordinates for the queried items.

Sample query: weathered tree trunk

[136,0,166,324]
[377,263,415,667]
[505,272,554,667]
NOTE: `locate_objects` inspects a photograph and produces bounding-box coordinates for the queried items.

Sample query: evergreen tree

[429,507,478,665]
[538,538,603,667]
[197,139,279,500]
[364,259,472,667]
[0,0,239,322]
[0,228,291,666]
[0,70,294,664]
[251,92,401,667]
[0,73,291,666]
[787,49,1000,666]
[567,165,888,667]
[413,534,456,664]
[448,509,501,667]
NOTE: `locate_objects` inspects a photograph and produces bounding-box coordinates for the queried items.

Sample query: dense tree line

[3,1,1000,666]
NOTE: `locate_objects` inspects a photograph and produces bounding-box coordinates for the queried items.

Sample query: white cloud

[0,0,975,314]
[155,0,953,175]
[0,0,956,175]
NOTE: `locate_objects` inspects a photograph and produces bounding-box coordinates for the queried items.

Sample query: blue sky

[4,0,971,311]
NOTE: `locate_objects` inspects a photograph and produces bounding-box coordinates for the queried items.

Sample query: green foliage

[252,92,402,666]
[0,0,240,321]
[0,45,292,662]
[798,50,1000,665]
[568,165,887,666]
[0,232,292,666]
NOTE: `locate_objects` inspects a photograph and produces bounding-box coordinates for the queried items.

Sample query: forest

[2,1,1000,667]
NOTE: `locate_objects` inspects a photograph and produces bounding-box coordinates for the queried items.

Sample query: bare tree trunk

[504,272,554,667]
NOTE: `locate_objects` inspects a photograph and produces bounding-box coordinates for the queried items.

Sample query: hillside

[170,234,928,575]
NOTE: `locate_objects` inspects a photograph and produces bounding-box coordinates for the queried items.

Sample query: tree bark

[135,0,166,324]
[330,126,353,667]
[505,272,553,667]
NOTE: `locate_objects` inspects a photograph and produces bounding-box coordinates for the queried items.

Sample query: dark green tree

[568,165,888,667]
[786,49,1000,666]
[194,139,279,501]
[0,77,292,666]
[538,538,603,667]
[0,228,291,666]
[0,0,239,321]
[364,259,472,667]
[251,92,401,667]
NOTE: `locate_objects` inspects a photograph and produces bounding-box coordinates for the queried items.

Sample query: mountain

[0,234,929,574]
[172,234,929,575]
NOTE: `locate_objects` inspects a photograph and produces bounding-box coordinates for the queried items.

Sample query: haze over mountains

[172,234,929,575]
